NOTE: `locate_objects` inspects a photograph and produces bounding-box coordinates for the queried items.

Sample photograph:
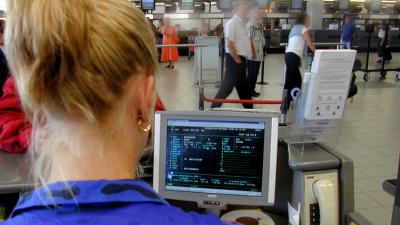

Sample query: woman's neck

[48,149,138,183]
[46,119,141,183]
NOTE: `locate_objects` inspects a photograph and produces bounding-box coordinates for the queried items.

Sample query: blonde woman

[4,1,230,225]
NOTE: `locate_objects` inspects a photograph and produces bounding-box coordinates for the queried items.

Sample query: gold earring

[138,119,151,133]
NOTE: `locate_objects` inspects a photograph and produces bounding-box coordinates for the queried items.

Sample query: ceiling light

[164,13,190,19]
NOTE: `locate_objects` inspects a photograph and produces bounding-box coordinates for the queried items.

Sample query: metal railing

[280,42,344,49]
[156,44,208,48]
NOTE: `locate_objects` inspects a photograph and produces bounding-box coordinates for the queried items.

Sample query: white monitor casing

[153,111,278,208]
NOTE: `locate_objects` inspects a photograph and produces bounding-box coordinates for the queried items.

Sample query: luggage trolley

[354,26,400,81]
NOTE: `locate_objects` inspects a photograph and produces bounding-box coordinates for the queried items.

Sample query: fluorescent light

[382,0,396,2]
[164,13,190,19]
[350,0,365,2]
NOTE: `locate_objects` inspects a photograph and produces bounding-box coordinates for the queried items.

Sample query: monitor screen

[290,0,303,9]
[165,119,265,196]
[370,0,381,11]
[141,0,155,10]
[218,0,232,10]
[180,0,194,10]
[339,0,350,10]
[154,111,278,208]
[257,0,269,9]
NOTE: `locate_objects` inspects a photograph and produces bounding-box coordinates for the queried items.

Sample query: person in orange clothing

[160,18,179,69]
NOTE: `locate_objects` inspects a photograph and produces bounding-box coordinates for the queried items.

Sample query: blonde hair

[6,0,158,185]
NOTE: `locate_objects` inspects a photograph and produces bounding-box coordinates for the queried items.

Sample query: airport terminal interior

[0,0,400,225]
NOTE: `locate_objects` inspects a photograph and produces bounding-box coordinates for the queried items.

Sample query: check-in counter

[0,151,33,219]
[312,29,342,44]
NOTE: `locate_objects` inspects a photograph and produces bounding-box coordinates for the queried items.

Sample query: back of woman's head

[6,0,158,123]
[5,0,158,184]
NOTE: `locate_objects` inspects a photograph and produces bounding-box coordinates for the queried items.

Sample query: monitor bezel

[154,111,278,208]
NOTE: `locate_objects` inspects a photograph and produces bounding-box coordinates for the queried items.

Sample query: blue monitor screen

[141,0,155,10]
[165,119,265,196]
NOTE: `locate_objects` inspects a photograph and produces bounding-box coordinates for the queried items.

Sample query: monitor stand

[204,208,223,217]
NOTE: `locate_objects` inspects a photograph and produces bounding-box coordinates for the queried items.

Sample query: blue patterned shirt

[3,180,233,225]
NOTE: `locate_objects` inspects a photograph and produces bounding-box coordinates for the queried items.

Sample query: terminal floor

[156,55,399,225]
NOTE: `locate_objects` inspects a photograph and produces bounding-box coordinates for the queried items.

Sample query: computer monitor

[339,0,350,10]
[289,0,303,9]
[154,111,278,208]
[141,0,155,10]
[180,0,194,10]
[257,0,269,9]
[218,0,232,11]
[370,0,381,12]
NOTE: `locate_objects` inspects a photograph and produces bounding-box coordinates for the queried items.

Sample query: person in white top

[211,1,253,109]
[247,7,265,97]
[282,14,315,110]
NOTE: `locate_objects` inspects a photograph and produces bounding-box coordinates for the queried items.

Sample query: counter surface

[0,151,33,194]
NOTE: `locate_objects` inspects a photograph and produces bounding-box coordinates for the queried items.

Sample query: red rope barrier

[204,96,282,105]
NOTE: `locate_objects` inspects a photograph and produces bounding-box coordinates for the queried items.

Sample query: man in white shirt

[211,1,253,109]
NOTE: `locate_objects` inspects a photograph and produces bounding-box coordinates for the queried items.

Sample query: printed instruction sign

[304,50,356,120]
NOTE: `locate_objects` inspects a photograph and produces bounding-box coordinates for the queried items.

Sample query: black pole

[380,25,389,80]
[392,161,400,225]
[365,31,371,73]
[257,59,267,85]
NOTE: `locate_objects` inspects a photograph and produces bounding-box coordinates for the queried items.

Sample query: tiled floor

[156,54,399,225]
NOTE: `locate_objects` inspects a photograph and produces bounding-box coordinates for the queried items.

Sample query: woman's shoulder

[4,202,232,225]
[128,203,231,225]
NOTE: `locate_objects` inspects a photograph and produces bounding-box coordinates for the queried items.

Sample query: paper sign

[304,50,357,120]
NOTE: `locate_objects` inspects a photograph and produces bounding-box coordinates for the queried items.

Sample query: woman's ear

[134,74,155,123]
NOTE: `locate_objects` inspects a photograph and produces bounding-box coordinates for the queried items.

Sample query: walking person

[341,16,355,49]
[161,18,179,69]
[282,14,315,109]
[247,7,266,98]
[377,23,391,64]
[211,1,253,109]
